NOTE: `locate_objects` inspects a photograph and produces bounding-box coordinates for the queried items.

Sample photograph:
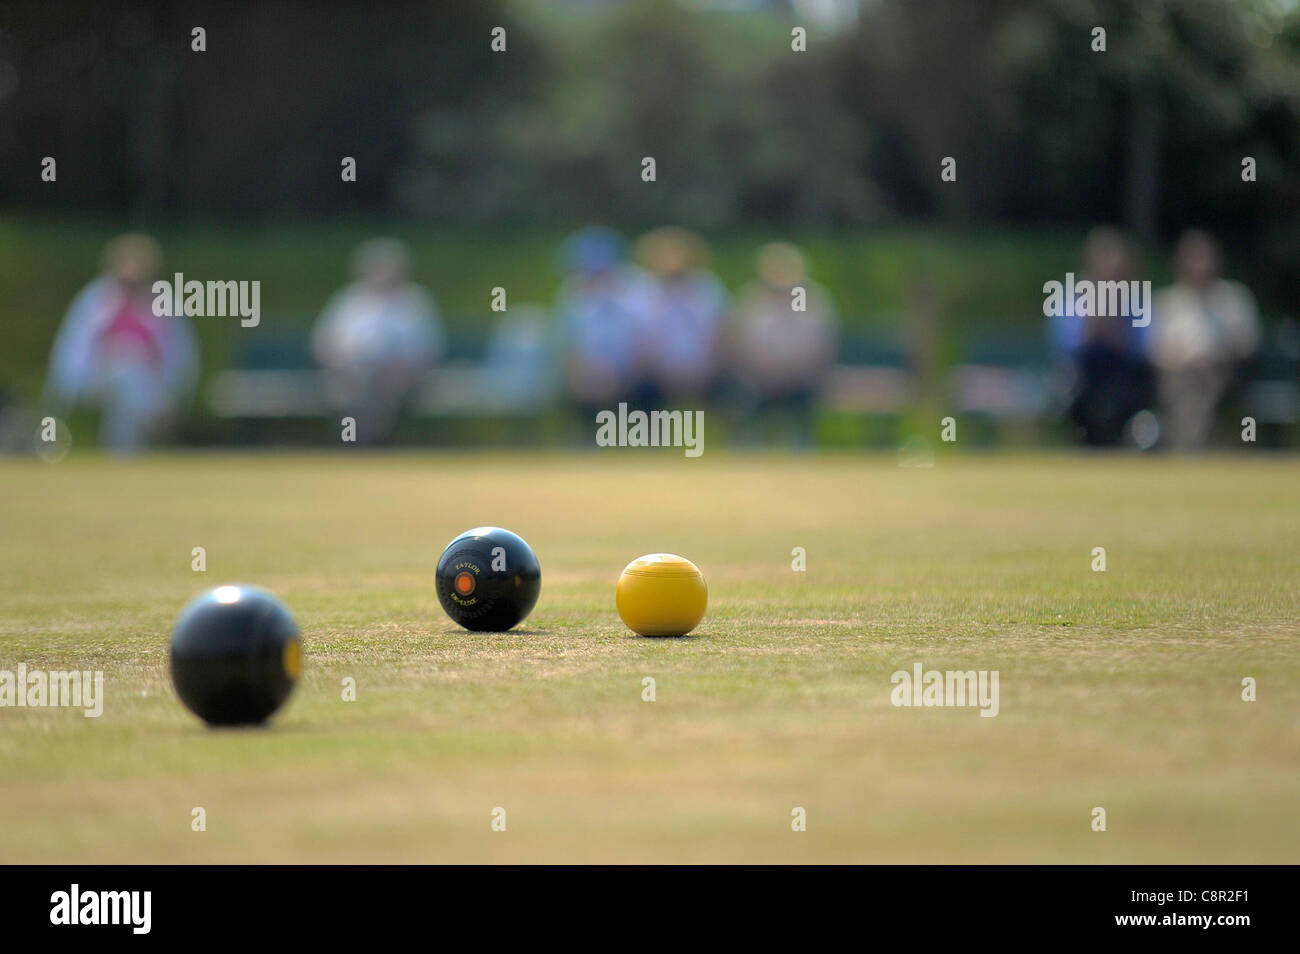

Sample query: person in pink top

[44,234,198,452]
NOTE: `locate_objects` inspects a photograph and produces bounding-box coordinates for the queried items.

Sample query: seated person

[312,238,444,442]
[44,233,198,453]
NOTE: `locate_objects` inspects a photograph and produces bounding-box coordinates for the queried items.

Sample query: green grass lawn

[1,451,1297,863]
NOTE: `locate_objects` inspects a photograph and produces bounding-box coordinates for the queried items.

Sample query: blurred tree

[397,0,874,228]
[2,0,1296,270]
[0,1,516,220]
[833,0,1300,245]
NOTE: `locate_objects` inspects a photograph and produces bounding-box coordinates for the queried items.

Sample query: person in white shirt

[1150,230,1260,450]
[727,242,837,443]
[312,238,444,442]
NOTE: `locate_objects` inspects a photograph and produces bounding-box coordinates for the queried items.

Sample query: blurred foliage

[399,1,874,228]
[0,1,517,218]
[3,0,1296,240]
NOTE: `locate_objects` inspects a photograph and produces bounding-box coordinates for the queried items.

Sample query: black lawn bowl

[435,527,541,632]
[170,584,302,726]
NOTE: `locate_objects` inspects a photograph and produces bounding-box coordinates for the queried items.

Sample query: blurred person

[555,227,657,417]
[311,238,444,443]
[1150,229,1260,450]
[727,242,837,444]
[1049,227,1154,446]
[44,233,198,453]
[633,227,727,400]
